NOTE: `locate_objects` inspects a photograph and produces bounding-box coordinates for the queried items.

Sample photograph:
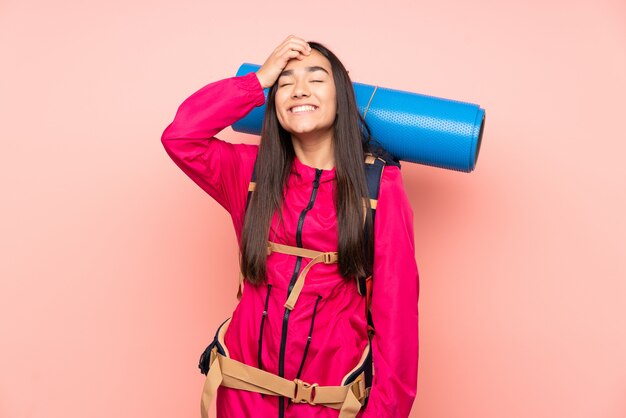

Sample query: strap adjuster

[292,379,318,405]
[349,375,366,401]
[323,252,336,264]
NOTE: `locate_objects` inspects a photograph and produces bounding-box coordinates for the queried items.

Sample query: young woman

[161,35,419,418]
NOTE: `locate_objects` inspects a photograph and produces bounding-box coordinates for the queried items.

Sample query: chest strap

[238,241,339,311]
[269,241,339,310]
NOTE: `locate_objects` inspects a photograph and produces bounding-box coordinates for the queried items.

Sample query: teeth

[291,105,317,113]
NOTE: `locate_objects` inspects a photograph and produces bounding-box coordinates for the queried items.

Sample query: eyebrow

[279,66,330,78]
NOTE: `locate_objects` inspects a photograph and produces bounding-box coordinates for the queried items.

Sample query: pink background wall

[1,0,624,417]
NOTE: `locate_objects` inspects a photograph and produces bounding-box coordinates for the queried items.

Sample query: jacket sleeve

[361,165,420,418]
[160,72,264,229]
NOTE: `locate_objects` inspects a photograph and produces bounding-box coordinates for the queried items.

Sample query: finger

[286,34,307,45]
[275,47,304,65]
[281,44,310,59]
[270,50,300,71]
[274,35,296,52]
[284,49,303,61]
[290,39,311,53]
[280,39,311,55]
[278,41,308,54]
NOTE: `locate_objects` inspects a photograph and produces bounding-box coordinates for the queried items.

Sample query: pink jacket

[161,72,419,418]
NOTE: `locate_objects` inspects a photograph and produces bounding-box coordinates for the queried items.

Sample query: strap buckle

[292,379,318,405]
[208,346,218,368]
[323,252,336,264]
[349,375,367,401]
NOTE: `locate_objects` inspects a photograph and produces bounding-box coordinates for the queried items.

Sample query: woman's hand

[255,35,311,89]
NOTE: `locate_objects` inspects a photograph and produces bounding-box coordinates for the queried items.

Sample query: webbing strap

[268,241,332,261]
[265,241,339,311]
[238,242,339,308]
[201,348,365,418]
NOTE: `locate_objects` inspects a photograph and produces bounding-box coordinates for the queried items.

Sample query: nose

[291,80,310,99]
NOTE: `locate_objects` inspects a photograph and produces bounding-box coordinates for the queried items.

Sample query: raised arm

[361,165,420,418]
[160,72,264,221]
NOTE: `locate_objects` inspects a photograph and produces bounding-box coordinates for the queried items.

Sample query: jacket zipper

[258,284,273,370]
[278,168,323,418]
[296,294,323,379]
[258,283,273,399]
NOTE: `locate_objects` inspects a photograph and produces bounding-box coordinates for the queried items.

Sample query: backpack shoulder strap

[361,143,401,236]
[356,152,386,298]
[363,153,386,224]
[359,148,401,337]
[245,156,259,211]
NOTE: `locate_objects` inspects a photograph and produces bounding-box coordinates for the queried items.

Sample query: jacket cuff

[236,72,266,107]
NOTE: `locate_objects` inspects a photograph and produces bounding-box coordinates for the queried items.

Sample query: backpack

[235,145,401,407]
[198,147,400,413]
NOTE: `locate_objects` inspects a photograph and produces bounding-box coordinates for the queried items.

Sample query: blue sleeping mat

[233,63,485,172]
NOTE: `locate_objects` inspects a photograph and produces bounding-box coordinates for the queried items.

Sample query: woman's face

[274,50,337,139]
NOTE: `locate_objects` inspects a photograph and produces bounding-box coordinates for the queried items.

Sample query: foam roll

[233,63,485,173]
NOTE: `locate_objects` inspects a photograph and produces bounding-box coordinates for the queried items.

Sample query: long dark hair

[240,41,377,285]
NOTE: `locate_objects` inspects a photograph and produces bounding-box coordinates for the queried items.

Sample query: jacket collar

[291,155,336,184]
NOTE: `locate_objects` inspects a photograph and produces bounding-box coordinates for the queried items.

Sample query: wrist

[254,71,268,89]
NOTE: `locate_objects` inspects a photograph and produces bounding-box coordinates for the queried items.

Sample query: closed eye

[279,80,323,87]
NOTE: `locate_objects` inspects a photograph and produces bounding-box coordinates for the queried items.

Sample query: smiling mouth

[289,105,318,113]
